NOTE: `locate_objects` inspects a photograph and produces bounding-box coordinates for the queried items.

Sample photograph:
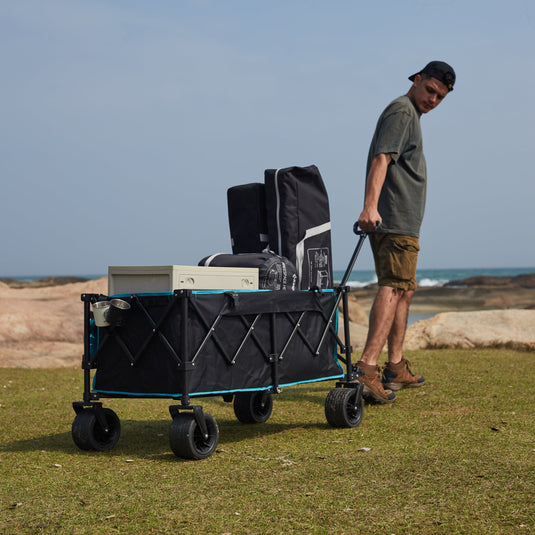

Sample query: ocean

[6,267,535,287]
[334,267,535,288]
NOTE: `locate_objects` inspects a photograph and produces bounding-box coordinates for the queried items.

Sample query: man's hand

[358,207,382,231]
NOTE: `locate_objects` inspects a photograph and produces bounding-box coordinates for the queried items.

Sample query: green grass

[1,349,534,534]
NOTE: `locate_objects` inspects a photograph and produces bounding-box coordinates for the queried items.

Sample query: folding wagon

[71,227,370,460]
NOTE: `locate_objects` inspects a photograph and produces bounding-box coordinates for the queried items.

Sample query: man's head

[407,61,455,114]
[409,61,456,91]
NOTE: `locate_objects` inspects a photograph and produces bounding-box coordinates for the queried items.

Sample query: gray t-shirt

[366,95,426,237]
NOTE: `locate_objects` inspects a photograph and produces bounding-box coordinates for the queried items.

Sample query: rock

[352,285,535,314]
[517,274,535,289]
[339,294,369,325]
[0,276,91,289]
[0,277,107,367]
[444,273,535,289]
[337,313,369,352]
[337,295,369,352]
[404,310,535,351]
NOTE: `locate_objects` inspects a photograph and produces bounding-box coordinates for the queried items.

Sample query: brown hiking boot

[382,357,425,391]
[354,360,396,404]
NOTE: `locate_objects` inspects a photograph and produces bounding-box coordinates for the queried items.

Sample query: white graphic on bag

[262,259,297,291]
[307,248,331,288]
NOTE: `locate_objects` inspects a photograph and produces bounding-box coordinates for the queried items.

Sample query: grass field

[1,348,534,534]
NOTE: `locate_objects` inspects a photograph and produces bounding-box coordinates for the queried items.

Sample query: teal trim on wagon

[91,372,344,400]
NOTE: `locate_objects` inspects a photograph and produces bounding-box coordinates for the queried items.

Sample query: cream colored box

[108,265,258,295]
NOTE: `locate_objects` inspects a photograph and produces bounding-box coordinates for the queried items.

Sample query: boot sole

[383,380,426,391]
[362,388,396,404]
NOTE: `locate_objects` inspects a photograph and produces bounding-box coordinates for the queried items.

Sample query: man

[356,61,456,404]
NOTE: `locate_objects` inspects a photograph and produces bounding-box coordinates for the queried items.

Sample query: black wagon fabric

[227,182,269,254]
[92,290,342,398]
[198,252,298,291]
[264,165,333,290]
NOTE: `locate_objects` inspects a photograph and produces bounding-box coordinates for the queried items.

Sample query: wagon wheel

[233,391,273,424]
[72,408,121,451]
[169,412,219,460]
[324,387,364,428]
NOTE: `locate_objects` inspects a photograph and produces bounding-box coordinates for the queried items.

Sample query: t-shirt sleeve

[372,109,411,163]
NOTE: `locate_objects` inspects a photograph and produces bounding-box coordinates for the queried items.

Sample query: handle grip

[353,221,381,235]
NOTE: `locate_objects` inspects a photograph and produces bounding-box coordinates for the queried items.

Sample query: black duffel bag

[264,165,333,290]
[198,252,298,291]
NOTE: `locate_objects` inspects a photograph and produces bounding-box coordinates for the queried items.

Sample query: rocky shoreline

[334,273,535,355]
[445,272,535,289]
[0,274,534,368]
[0,276,91,289]
[349,273,535,314]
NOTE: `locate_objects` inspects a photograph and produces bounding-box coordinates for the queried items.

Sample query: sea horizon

[334,266,535,288]
[3,266,535,288]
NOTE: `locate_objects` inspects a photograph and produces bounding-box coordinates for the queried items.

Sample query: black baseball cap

[409,61,456,91]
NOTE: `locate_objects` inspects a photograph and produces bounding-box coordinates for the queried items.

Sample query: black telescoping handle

[338,222,375,288]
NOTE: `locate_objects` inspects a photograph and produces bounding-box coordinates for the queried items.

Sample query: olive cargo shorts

[369,233,420,291]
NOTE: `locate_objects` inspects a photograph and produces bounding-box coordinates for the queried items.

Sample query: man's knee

[377,285,405,299]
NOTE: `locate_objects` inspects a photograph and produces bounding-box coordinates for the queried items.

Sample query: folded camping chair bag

[199,252,297,291]
[264,165,333,290]
[227,182,269,254]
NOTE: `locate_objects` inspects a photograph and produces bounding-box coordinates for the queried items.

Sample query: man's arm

[358,152,392,231]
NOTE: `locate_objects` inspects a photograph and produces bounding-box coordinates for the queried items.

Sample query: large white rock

[404,309,535,351]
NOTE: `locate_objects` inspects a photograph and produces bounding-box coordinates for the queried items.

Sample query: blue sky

[1,0,534,276]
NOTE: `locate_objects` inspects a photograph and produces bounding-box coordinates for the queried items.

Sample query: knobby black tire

[72,408,121,451]
[169,413,219,460]
[233,391,273,424]
[324,387,364,428]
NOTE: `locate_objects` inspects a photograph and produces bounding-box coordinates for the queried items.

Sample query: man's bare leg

[355,286,401,404]
[387,289,414,364]
[360,286,403,367]
[382,289,425,391]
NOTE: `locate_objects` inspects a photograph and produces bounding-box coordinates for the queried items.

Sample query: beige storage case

[108,265,258,295]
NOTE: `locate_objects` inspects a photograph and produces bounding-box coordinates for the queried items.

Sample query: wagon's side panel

[92,290,342,398]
